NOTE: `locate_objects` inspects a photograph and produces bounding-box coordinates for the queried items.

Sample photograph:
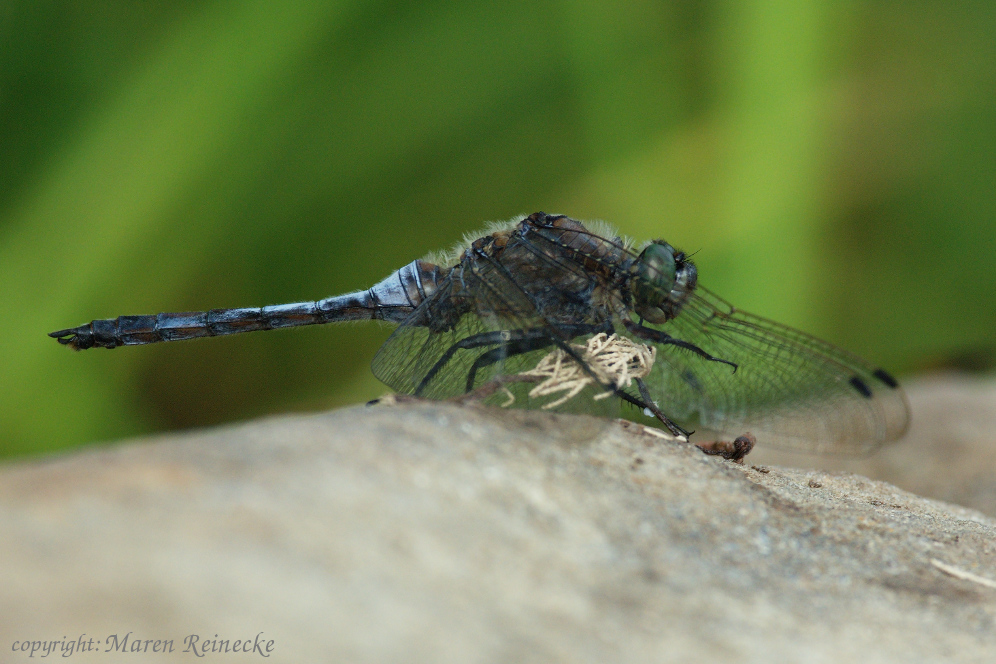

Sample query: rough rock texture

[2,375,995,663]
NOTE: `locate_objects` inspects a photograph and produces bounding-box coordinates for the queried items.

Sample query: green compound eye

[633,242,678,323]
[636,242,677,297]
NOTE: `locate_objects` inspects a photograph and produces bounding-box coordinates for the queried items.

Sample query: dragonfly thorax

[632,241,697,324]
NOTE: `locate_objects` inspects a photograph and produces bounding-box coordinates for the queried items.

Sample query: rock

[1,397,995,663]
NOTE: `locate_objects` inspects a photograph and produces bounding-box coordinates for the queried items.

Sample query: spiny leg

[465,336,669,416]
[623,319,738,371]
[464,336,556,392]
[487,327,663,419]
[452,323,689,439]
[417,330,530,395]
[416,323,607,396]
[624,319,730,440]
[634,377,691,439]
[539,334,690,436]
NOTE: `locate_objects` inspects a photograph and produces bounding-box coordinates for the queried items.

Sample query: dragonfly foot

[633,377,690,438]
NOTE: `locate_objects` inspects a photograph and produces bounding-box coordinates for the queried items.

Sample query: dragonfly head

[632,241,697,323]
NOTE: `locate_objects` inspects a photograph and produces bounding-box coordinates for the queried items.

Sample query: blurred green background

[1,1,993,457]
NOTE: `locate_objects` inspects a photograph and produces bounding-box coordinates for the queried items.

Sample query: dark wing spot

[849,376,872,398]
[872,368,899,388]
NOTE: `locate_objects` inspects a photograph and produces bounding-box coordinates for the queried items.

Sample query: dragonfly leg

[464,336,556,392]
[623,319,737,371]
[538,335,691,435]
[416,329,551,396]
[439,323,686,435]
[416,323,609,396]
[634,377,691,439]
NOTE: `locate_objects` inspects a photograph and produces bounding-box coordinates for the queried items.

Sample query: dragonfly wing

[371,266,528,398]
[371,247,594,401]
[372,230,625,421]
[640,287,910,454]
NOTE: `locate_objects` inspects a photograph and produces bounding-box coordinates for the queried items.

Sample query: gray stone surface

[2,377,996,663]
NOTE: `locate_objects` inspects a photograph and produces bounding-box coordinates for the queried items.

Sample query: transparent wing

[372,215,908,454]
[640,286,910,454]
[371,237,620,419]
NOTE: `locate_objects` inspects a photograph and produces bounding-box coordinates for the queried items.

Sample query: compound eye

[636,243,677,293]
[633,243,677,323]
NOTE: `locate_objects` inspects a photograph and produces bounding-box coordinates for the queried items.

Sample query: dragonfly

[50,212,909,457]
